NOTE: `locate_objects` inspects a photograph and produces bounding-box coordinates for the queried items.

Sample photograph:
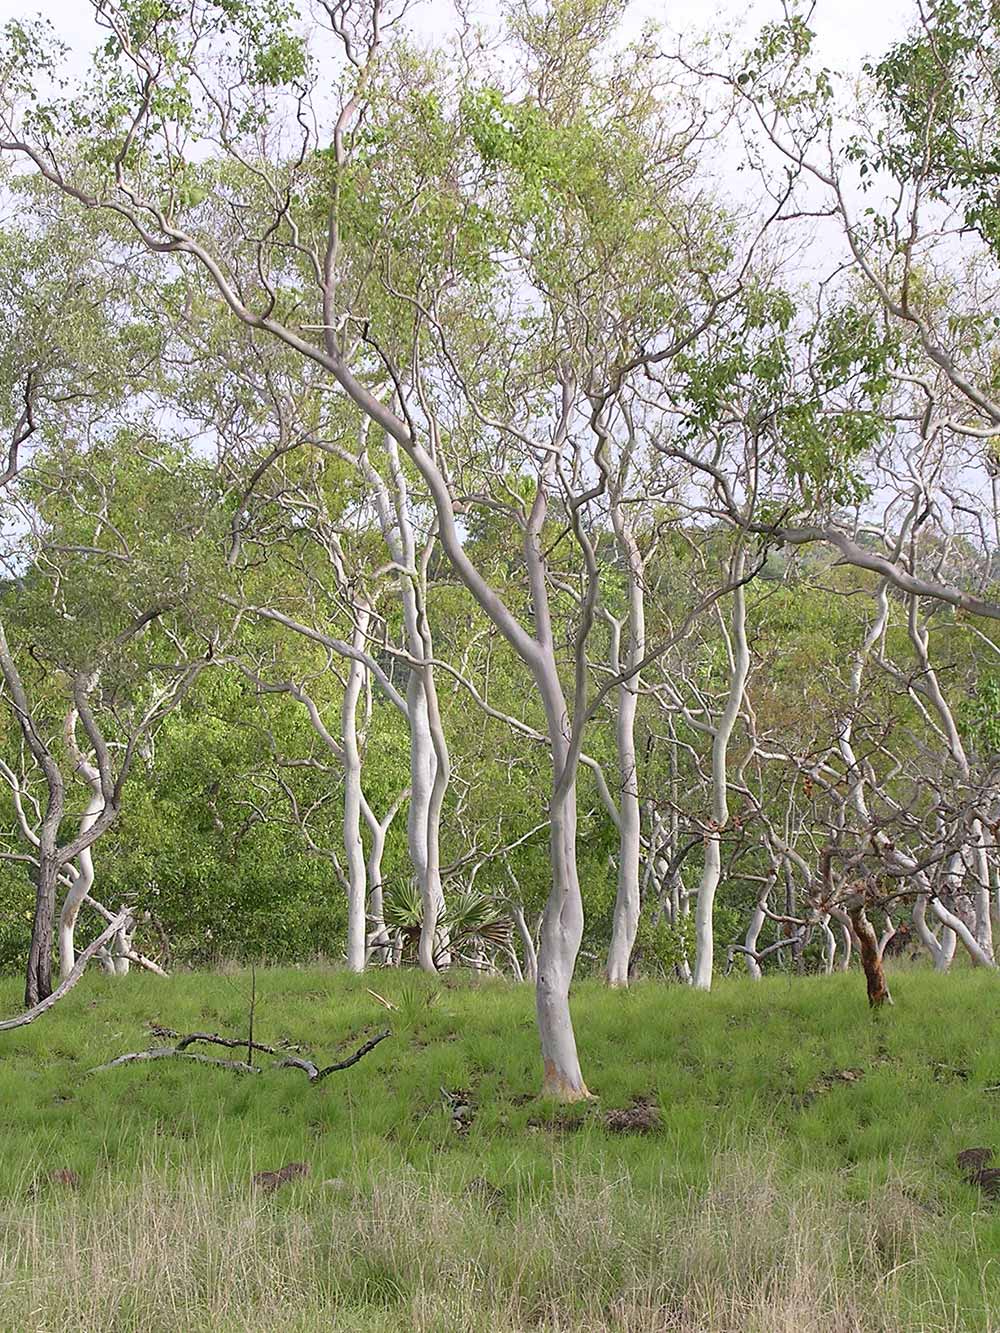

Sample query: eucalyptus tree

[0,0,765,1093]
[158,322,453,972]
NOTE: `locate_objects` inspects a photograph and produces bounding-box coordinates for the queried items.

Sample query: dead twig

[277,1031,391,1082]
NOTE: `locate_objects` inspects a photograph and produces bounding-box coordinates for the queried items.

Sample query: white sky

[0,0,914,76]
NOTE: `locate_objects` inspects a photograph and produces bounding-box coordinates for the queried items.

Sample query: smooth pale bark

[605,504,646,987]
[885,852,992,970]
[359,437,450,971]
[537,771,588,1099]
[255,663,375,972]
[912,863,959,972]
[99,919,134,976]
[0,625,66,1007]
[511,902,538,983]
[5,147,594,1092]
[928,895,996,969]
[361,788,406,964]
[341,607,371,973]
[839,584,890,824]
[58,793,102,979]
[693,557,750,991]
[819,913,836,974]
[912,894,942,966]
[58,710,105,979]
[528,433,593,1098]
[837,917,853,970]
[743,900,766,979]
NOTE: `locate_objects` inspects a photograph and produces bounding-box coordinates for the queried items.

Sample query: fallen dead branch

[91,1048,261,1075]
[90,1028,390,1079]
[0,909,132,1032]
[277,1032,391,1082]
[146,1024,299,1055]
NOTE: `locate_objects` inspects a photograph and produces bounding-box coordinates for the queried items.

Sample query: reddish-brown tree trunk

[848,899,892,1008]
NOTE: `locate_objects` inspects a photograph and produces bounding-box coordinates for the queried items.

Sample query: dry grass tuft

[0,1152,979,1332]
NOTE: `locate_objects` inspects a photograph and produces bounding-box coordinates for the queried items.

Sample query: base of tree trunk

[541,1060,592,1101]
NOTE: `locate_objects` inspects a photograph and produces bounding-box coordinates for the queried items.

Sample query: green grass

[1,964,999,1330]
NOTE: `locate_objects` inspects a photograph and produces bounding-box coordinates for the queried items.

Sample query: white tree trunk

[913,894,956,971]
[341,609,370,973]
[537,773,588,1099]
[58,723,104,980]
[365,436,450,972]
[907,602,994,960]
[511,902,538,983]
[819,913,836,974]
[743,900,766,979]
[605,510,646,986]
[928,895,996,968]
[693,557,749,991]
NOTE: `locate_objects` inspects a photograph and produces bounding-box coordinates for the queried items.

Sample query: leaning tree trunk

[847,897,892,1007]
[913,890,957,972]
[743,897,767,979]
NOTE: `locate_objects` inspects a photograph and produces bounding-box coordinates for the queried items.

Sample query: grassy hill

[1,964,998,1331]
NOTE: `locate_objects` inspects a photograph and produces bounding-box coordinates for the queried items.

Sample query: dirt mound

[253,1162,310,1192]
[604,1097,661,1134]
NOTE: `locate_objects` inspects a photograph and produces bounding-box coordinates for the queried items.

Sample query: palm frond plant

[437,888,514,972]
[379,879,515,971]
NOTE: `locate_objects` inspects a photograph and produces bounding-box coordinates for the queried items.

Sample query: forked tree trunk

[913,892,957,972]
[362,789,405,965]
[58,761,104,979]
[364,435,451,973]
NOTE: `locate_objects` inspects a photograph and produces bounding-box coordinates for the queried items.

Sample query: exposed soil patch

[604,1097,662,1135]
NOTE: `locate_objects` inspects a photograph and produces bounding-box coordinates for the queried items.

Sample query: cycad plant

[379,879,514,970]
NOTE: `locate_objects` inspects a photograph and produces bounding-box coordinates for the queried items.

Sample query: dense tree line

[0,0,997,1096]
